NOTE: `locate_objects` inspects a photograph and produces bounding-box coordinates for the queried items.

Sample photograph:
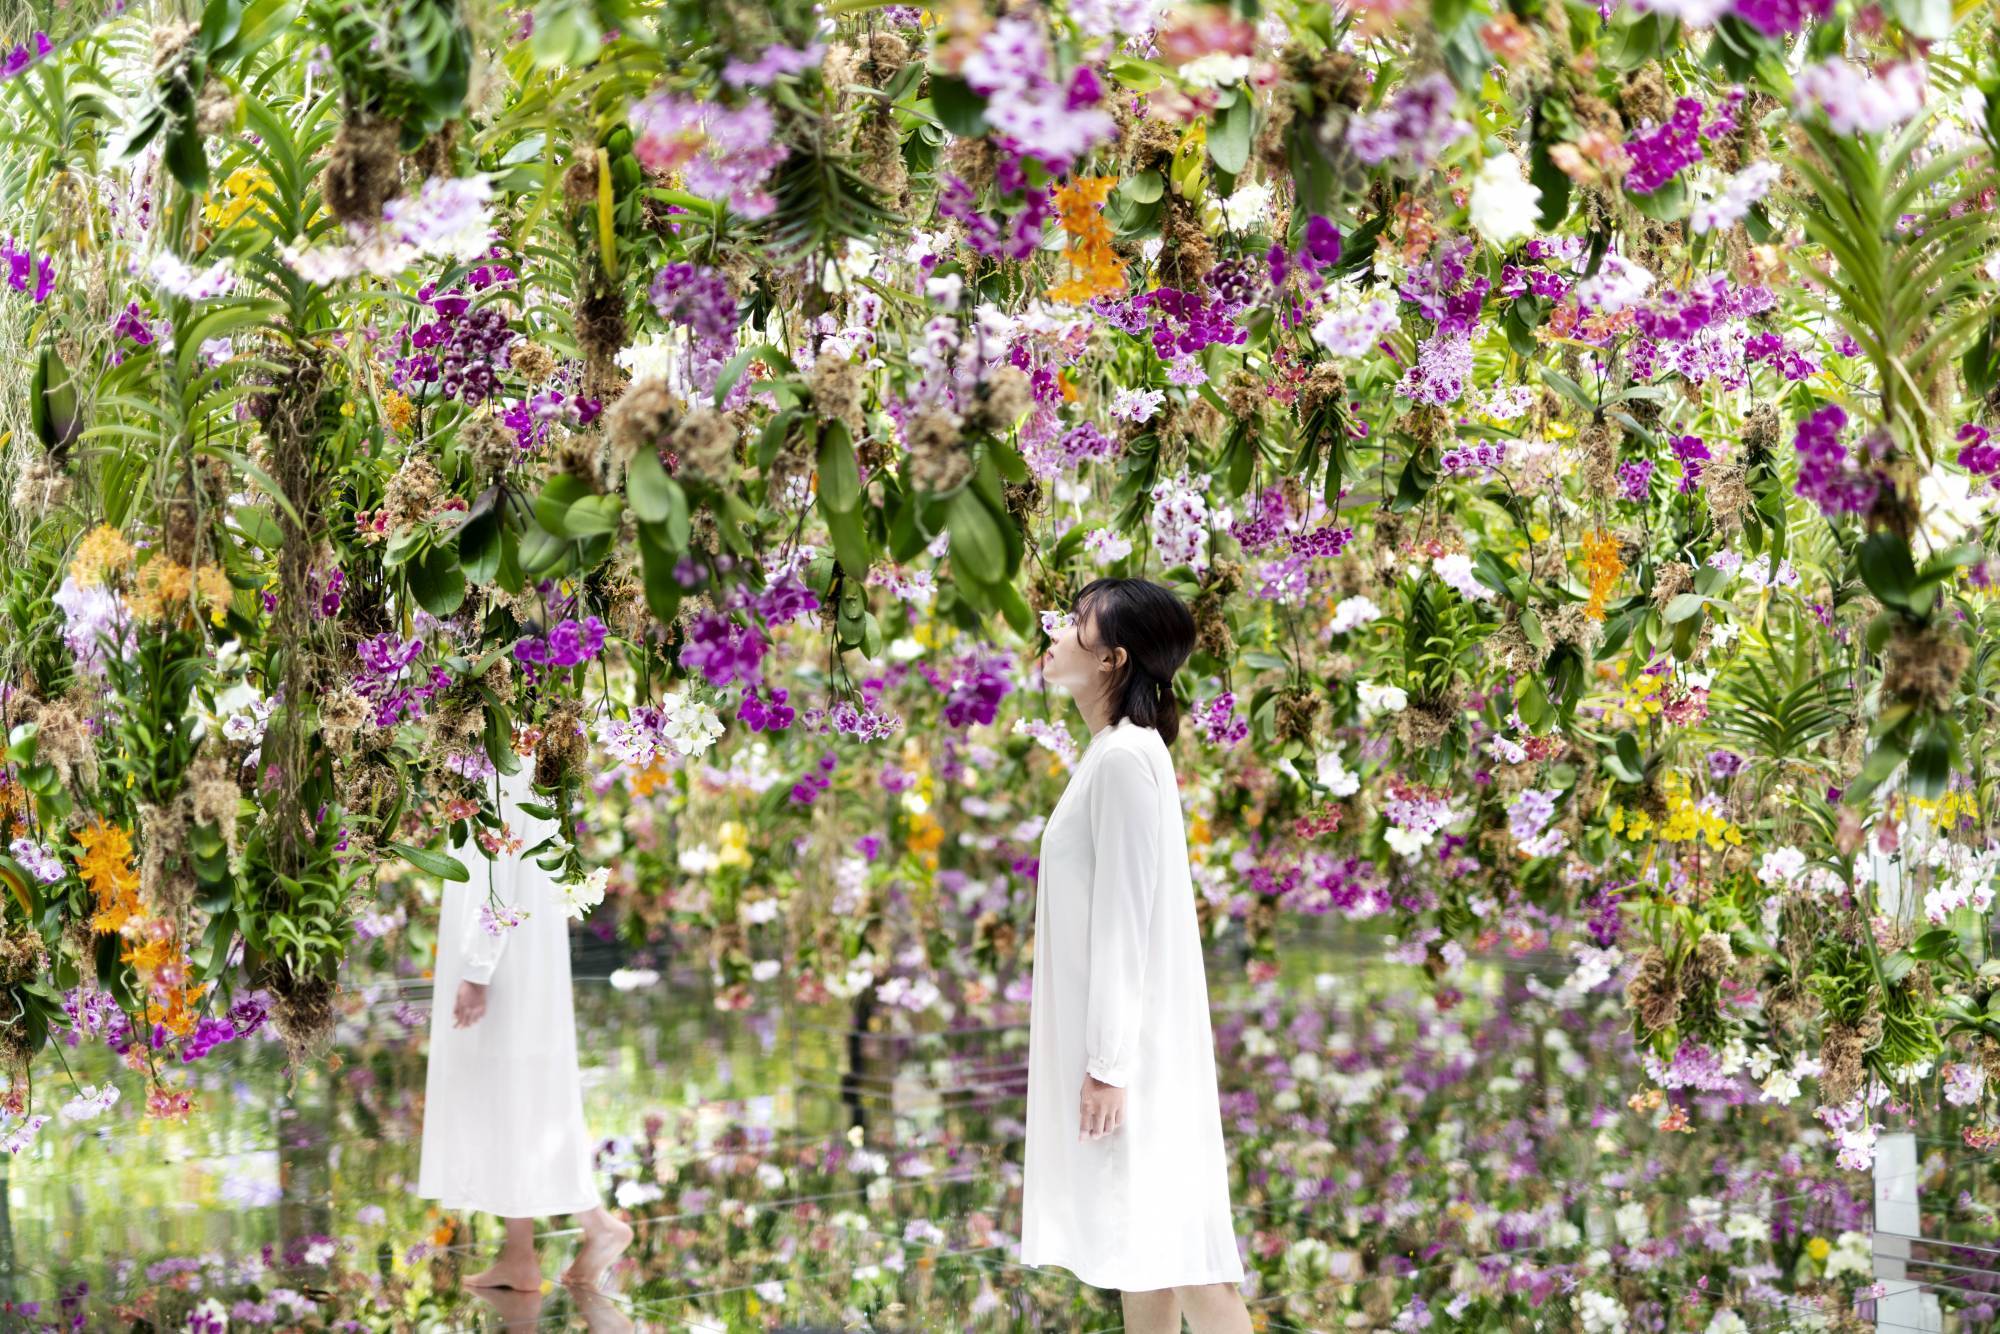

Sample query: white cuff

[1086,1056,1131,1088]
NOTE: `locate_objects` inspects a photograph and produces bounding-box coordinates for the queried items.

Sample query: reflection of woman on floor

[471,1281,634,1332]
[416,763,632,1290]
[1020,578,1252,1334]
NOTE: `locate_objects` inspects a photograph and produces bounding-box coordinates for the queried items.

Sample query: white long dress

[415,764,601,1219]
[1019,716,1244,1291]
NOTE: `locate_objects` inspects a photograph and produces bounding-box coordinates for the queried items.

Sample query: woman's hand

[1079,1073,1126,1140]
[453,979,489,1028]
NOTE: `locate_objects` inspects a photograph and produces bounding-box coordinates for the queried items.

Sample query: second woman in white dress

[416,761,632,1290]
[1019,577,1250,1334]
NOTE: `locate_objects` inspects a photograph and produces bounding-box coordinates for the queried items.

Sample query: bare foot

[560,1214,634,1288]
[464,1255,544,1291]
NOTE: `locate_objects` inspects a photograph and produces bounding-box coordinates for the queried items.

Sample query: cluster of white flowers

[1692,160,1782,235]
[1467,152,1542,249]
[1148,471,1211,572]
[554,866,610,921]
[1109,385,1166,423]
[141,250,238,300]
[58,1083,120,1124]
[1329,594,1381,635]
[1084,526,1133,565]
[1431,551,1497,602]
[1578,1289,1628,1334]
[1315,750,1361,796]
[282,175,496,284]
[1573,252,1654,315]
[1356,681,1409,717]
[1793,58,1927,136]
[1921,845,1999,925]
[1310,283,1399,358]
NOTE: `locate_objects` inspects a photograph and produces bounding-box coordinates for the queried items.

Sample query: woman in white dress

[416,762,632,1289]
[1020,577,1251,1333]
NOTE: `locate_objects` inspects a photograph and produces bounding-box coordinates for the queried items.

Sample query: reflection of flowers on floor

[17,958,1998,1331]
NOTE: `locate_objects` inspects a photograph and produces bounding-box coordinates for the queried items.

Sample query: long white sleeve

[458,850,524,985]
[1083,744,1162,1088]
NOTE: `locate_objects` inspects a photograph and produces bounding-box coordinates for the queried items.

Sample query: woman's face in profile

[1040,603,1110,697]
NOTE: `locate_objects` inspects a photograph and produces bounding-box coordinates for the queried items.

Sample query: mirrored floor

[6,933,1998,1331]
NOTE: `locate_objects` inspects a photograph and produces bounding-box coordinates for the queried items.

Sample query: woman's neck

[1077,687,1117,739]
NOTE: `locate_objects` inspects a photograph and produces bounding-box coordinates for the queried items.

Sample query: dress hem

[411,1185,601,1219]
[1016,1252,1245,1293]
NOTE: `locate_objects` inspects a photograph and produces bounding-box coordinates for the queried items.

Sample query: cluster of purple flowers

[1792,402,1880,519]
[1956,422,2000,481]
[1439,441,1507,477]
[1398,235,1488,333]
[1707,748,1746,780]
[788,752,838,805]
[678,610,767,688]
[1730,0,1834,37]
[315,567,345,618]
[1288,855,1392,919]
[1265,214,1343,292]
[1195,691,1248,747]
[1345,71,1469,173]
[1,32,51,83]
[736,684,795,732]
[355,632,451,727]
[1289,522,1354,560]
[627,91,789,218]
[1506,787,1567,858]
[514,616,608,678]
[1205,256,1266,311]
[649,262,738,343]
[1617,459,1655,502]
[959,16,1116,176]
[1743,331,1819,381]
[1228,486,1293,554]
[1632,275,1773,343]
[1,234,52,303]
[1120,287,1249,361]
[62,986,268,1065]
[754,574,822,627]
[109,302,152,352]
[502,384,603,452]
[1667,434,1711,495]
[1053,422,1119,470]
[395,281,518,405]
[802,694,904,742]
[1399,330,1473,406]
[1622,97,1707,195]
[934,648,1012,728]
[9,836,62,883]
[939,175,1050,262]
[1578,880,1626,948]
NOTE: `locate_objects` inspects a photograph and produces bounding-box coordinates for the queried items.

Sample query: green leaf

[817,422,862,513]
[928,74,989,136]
[946,489,1005,581]
[1858,532,1918,613]
[1118,171,1165,205]
[534,474,595,539]
[1662,593,1706,625]
[628,447,675,524]
[1208,90,1253,176]
[389,842,469,882]
[459,506,501,586]
[824,504,871,579]
[1910,927,1958,962]
[409,546,467,616]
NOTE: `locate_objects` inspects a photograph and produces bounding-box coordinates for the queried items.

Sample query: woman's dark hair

[1072,577,1196,746]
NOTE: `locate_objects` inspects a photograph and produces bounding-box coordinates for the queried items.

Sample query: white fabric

[1019,717,1244,1291]
[415,765,600,1219]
